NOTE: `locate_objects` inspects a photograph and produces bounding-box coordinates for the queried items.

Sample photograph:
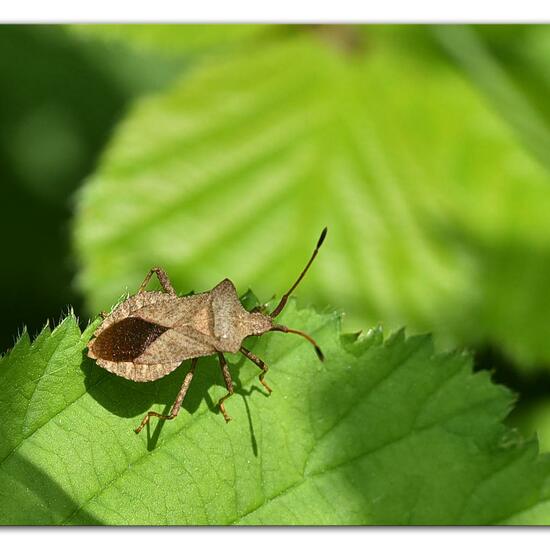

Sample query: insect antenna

[270,324,324,361]
[270,227,327,319]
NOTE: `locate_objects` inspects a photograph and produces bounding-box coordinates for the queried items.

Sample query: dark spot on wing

[90,317,169,362]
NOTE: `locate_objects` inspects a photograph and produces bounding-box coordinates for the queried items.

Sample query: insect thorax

[206,279,269,351]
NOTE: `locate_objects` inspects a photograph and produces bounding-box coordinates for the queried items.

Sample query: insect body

[87,228,327,434]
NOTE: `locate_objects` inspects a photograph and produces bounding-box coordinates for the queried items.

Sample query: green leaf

[71,24,273,57]
[1,304,550,524]
[433,25,550,174]
[74,35,550,370]
[0,315,100,464]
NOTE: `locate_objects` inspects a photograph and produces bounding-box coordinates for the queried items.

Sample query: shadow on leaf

[0,451,102,525]
[81,342,265,454]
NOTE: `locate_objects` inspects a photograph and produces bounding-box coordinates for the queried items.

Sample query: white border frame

[1,0,550,23]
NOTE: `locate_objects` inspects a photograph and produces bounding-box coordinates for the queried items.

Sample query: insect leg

[217,352,234,423]
[134,358,197,434]
[240,346,272,394]
[137,267,177,294]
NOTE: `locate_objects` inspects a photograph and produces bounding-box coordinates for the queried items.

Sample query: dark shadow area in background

[0,25,183,354]
[0,26,131,352]
[474,345,550,419]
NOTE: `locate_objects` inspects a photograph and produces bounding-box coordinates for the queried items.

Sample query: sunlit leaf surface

[1,304,549,524]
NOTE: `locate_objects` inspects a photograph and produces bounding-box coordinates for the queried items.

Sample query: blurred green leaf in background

[74,25,550,375]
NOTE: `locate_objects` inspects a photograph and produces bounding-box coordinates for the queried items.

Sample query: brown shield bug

[87,228,327,434]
